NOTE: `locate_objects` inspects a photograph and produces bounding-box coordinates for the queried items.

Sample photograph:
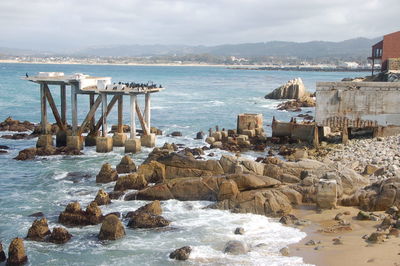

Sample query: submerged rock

[116,155,136,174]
[234,227,245,235]
[58,201,103,226]
[127,212,170,229]
[223,240,248,255]
[26,218,51,241]
[7,238,27,265]
[96,163,118,183]
[98,215,126,241]
[48,227,72,244]
[169,246,192,261]
[94,189,111,206]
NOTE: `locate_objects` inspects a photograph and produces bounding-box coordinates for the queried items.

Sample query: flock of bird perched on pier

[106,81,162,91]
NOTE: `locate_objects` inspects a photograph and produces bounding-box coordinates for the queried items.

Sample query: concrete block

[292,124,315,142]
[85,134,97,146]
[36,134,53,148]
[272,121,292,137]
[125,138,141,153]
[56,130,67,147]
[112,133,127,147]
[242,129,255,138]
[228,129,237,136]
[212,132,222,141]
[316,179,337,209]
[67,135,83,150]
[141,133,156,147]
[237,113,263,134]
[96,136,113,153]
[237,135,248,144]
[221,131,228,138]
[205,137,215,145]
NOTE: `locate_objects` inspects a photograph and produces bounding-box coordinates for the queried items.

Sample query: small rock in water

[7,238,27,265]
[48,227,72,244]
[116,155,136,174]
[170,131,182,137]
[334,213,344,221]
[367,232,385,243]
[195,131,205,139]
[332,237,343,245]
[26,218,51,241]
[357,211,371,220]
[98,214,126,241]
[127,212,170,229]
[94,189,111,206]
[169,246,192,261]
[0,145,9,149]
[223,240,248,255]
[234,227,245,235]
[28,212,44,217]
[279,247,289,256]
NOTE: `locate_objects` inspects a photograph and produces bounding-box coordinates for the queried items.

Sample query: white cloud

[0,0,398,51]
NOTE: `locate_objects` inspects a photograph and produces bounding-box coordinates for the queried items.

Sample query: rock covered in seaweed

[94,189,111,206]
[169,246,192,260]
[116,155,136,174]
[26,218,51,241]
[6,238,27,265]
[96,163,118,183]
[58,201,103,226]
[48,227,72,244]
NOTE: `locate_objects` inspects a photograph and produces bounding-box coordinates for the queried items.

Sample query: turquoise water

[0,63,367,265]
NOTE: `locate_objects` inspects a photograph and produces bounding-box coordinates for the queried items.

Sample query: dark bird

[25,73,28,78]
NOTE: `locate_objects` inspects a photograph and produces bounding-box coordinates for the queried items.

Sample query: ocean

[0,63,367,265]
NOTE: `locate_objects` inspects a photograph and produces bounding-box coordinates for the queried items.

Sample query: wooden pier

[25,72,164,153]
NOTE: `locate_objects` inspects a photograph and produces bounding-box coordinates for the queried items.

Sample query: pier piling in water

[25,72,164,153]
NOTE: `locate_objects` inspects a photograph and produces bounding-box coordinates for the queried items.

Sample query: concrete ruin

[316,81,400,137]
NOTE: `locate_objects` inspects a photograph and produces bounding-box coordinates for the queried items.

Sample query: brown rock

[127,212,170,229]
[114,173,148,191]
[58,201,103,226]
[48,227,72,244]
[26,218,51,241]
[98,215,126,240]
[223,240,248,255]
[116,155,136,174]
[0,242,6,262]
[363,165,379,175]
[6,238,27,265]
[367,232,385,243]
[108,191,125,200]
[169,246,192,260]
[94,189,111,206]
[227,174,281,191]
[137,161,166,183]
[96,163,118,183]
[218,180,239,201]
[279,214,299,225]
[126,201,162,218]
[14,148,37,160]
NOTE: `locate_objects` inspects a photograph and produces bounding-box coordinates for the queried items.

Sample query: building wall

[388,58,400,71]
[382,31,400,71]
[316,82,400,129]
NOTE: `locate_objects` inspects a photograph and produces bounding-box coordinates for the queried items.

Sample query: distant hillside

[0,37,381,59]
[69,37,380,58]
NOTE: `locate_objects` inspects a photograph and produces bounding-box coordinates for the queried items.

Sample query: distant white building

[340,61,360,68]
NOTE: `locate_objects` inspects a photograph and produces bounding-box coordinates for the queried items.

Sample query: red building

[369,31,400,74]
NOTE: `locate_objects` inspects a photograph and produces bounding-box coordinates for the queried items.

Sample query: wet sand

[289,205,400,266]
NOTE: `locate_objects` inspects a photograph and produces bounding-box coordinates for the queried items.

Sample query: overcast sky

[0,0,398,51]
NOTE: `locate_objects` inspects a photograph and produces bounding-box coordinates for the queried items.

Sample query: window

[374,48,382,57]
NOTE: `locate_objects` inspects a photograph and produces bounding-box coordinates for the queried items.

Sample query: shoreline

[0,60,370,72]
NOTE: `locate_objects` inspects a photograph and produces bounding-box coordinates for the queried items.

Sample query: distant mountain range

[0,37,381,59]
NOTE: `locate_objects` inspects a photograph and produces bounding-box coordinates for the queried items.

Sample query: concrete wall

[237,114,263,133]
[316,82,400,129]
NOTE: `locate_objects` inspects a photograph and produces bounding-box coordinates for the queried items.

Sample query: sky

[0,0,398,51]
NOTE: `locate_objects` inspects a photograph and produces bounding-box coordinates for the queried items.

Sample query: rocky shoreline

[2,111,400,264]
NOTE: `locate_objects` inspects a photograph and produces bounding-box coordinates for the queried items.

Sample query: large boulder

[116,155,136,174]
[137,176,220,201]
[96,163,118,183]
[137,161,166,183]
[98,214,126,240]
[223,240,248,255]
[0,242,6,262]
[126,201,162,218]
[157,153,224,179]
[219,155,265,175]
[265,78,309,100]
[94,189,111,205]
[26,218,51,241]
[210,187,298,217]
[227,174,280,191]
[58,201,103,226]
[114,174,147,191]
[48,227,72,244]
[14,147,37,160]
[169,246,192,261]
[127,212,170,229]
[6,238,27,266]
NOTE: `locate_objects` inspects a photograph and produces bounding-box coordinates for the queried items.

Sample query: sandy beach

[289,205,400,266]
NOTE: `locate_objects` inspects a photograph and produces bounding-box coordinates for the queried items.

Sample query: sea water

[0,63,367,265]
